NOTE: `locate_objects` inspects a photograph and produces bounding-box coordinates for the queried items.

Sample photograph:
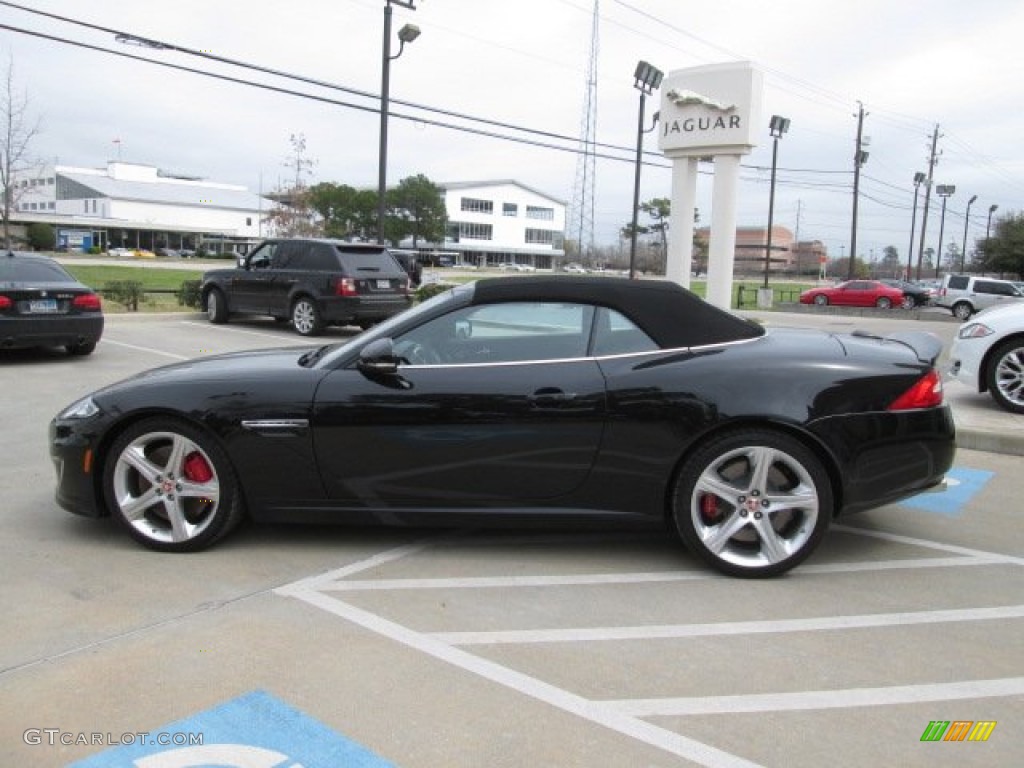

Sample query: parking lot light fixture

[378,1,420,245]
[629,61,664,279]
[763,115,790,289]
[934,184,955,278]
[961,194,977,272]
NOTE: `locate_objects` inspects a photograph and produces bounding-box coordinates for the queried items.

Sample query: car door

[231,241,278,313]
[265,240,310,317]
[311,301,608,507]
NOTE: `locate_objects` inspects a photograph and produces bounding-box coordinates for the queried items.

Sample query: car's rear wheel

[671,429,832,578]
[104,418,244,552]
[876,296,892,309]
[900,295,915,310]
[986,338,1024,414]
[206,288,229,324]
[291,297,324,336]
[952,302,973,320]
[66,341,96,356]
[813,294,828,306]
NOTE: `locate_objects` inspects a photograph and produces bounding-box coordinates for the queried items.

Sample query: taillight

[72,293,102,310]
[887,370,943,411]
[333,277,358,297]
[0,295,11,310]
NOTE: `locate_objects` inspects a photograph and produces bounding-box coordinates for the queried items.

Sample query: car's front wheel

[671,429,832,578]
[952,302,973,320]
[291,297,324,336]
[986,337,1024,414]
[206,288,229,324]
[104,418,245,552]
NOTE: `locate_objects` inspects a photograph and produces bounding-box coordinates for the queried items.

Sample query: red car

[800,280,905,309]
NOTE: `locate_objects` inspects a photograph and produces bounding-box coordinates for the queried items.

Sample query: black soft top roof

[471,276,764,348]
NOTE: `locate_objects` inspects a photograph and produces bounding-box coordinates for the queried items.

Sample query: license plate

[375,280,391,289]
[29,299,59,313]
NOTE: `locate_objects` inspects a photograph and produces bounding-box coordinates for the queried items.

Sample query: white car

[949,302,1024,414]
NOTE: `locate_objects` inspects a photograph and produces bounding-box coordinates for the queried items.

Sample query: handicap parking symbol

[67,690,395,768]
[899,467,994,516]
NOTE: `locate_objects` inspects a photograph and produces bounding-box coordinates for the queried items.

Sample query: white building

[437,180,566,269]
[10,161,272,253]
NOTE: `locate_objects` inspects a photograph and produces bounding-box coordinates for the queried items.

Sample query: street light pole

[378,0,419,244]
[629,61,664,279]
[763,115,790,289]
[934,184,955,278]
[960,194,977,272]
[985,203,999,263]
[906,172,925,280]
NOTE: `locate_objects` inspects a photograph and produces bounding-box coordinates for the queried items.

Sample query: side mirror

[358,337,400,376]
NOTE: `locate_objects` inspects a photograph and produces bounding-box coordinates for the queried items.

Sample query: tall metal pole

[905,173,924,280]
[763,135,779,288]
[377,2,394,244]
[960,195,976,272]
[935,190,951,278]
[848,102,866,279]
[915,124,940,280]
[628,90,646,279]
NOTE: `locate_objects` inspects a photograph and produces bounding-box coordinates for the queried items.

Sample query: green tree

[880,245,901,276]
[388,174,446,247]
[307,182,375,239]
[26,221,54,250]
[639,197,671,256]
[982,211,1024,279]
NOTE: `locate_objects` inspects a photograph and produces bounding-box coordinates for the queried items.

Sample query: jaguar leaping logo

[665,88,734,112]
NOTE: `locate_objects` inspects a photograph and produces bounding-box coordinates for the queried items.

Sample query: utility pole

[915,124,940,280]
[847,102,867,279]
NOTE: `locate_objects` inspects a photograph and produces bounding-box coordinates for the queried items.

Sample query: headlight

[58,396,100,420]
[957,323,993,340]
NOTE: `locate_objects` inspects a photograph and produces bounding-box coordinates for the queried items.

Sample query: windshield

[311,282,473,367]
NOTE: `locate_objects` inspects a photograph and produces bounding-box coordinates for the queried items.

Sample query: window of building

[83,200,88,213]
[29,203,37,210]
[47,177,55,185]
[460,197,493,214]
[503,203,518,217]
[526,206,554,220]
[459,222,493,240]
[525,228,555,244]
[246,217,252,226]
[47,202,55,209]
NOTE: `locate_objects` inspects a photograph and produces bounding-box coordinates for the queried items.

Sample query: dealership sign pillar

[658,62,762,309]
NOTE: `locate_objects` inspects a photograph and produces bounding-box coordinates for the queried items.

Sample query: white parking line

[431,604,1024,645]
[180,319,307,341]
[99,338,190,360]
[606,677,1024,716]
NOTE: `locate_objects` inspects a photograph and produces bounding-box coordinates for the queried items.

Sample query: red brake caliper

[700,493,721,524]
[183,451,213,483]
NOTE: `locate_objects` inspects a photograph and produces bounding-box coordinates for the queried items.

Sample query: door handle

[529,388,577,407]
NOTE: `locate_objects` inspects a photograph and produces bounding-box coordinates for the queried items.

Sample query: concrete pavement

[943,378,1024,456]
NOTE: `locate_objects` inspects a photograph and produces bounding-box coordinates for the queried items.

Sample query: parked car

[392,251,423,287]
[799,280,905,309]
[0,251,103,355]
[880,279,933,308]
[200,239,413,336]
[564,263,587,274]
[49,276,954,577]
[935,274,1024,319]
[107,247,133,258]
[949,301,1024,413]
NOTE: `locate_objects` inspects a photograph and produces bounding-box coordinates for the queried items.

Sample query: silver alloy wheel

[877,297,892,309]
[111,430,221,545]
[814,294,828,306]
[207,290,219,321]
[953,302,973,320]
[292,299,317,335]
[901,295,915,310]
[992,341,1024,412]
[688,444,820,571]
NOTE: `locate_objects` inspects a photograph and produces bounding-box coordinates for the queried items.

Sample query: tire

[670,429,832,578]
[876,297,892,309]
[291,297,324,336]
[952,302,973,320]
[813,294,828,306]
[66,341,96,356]
[986,338,1024,414]
[206,288,229,324]
[104,417,245,552]
[900,295,915,310]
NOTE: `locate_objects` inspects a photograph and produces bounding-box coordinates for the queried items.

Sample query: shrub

[178,280,202,308]
[26,222,56,251]
[103,280,145,311]
[415,282,454,302]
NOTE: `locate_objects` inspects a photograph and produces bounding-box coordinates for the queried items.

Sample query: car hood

[970,301,1024,326]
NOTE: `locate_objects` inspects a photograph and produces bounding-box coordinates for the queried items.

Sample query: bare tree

[0,58,42,248]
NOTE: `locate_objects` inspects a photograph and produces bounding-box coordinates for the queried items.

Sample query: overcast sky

[3,0,1022,265]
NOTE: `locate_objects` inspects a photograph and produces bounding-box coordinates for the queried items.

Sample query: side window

[946,276,969,290]
[394,302,594,365]
[247,242,276,269]
[272,242,304,269]
[305,244,339,271]
[591,308,657,356]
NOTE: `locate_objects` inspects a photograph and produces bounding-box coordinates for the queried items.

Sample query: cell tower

[567,0,599,264]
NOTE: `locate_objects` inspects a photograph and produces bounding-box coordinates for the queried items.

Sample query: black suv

[201,239,413,336]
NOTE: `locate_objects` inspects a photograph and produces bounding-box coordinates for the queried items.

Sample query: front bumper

[49,418,104,517]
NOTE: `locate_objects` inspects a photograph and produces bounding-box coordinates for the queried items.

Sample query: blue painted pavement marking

[899,467,994,517]
[68,689,395,768]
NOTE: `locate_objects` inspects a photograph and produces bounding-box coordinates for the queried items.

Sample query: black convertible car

[50,277,955,577]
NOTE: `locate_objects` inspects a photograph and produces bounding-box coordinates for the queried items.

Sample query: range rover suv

[935,274,1023,320]
[201,239,413,336]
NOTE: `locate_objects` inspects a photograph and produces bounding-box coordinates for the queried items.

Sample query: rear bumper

[1,314,104,350]
[321,295,412,324]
